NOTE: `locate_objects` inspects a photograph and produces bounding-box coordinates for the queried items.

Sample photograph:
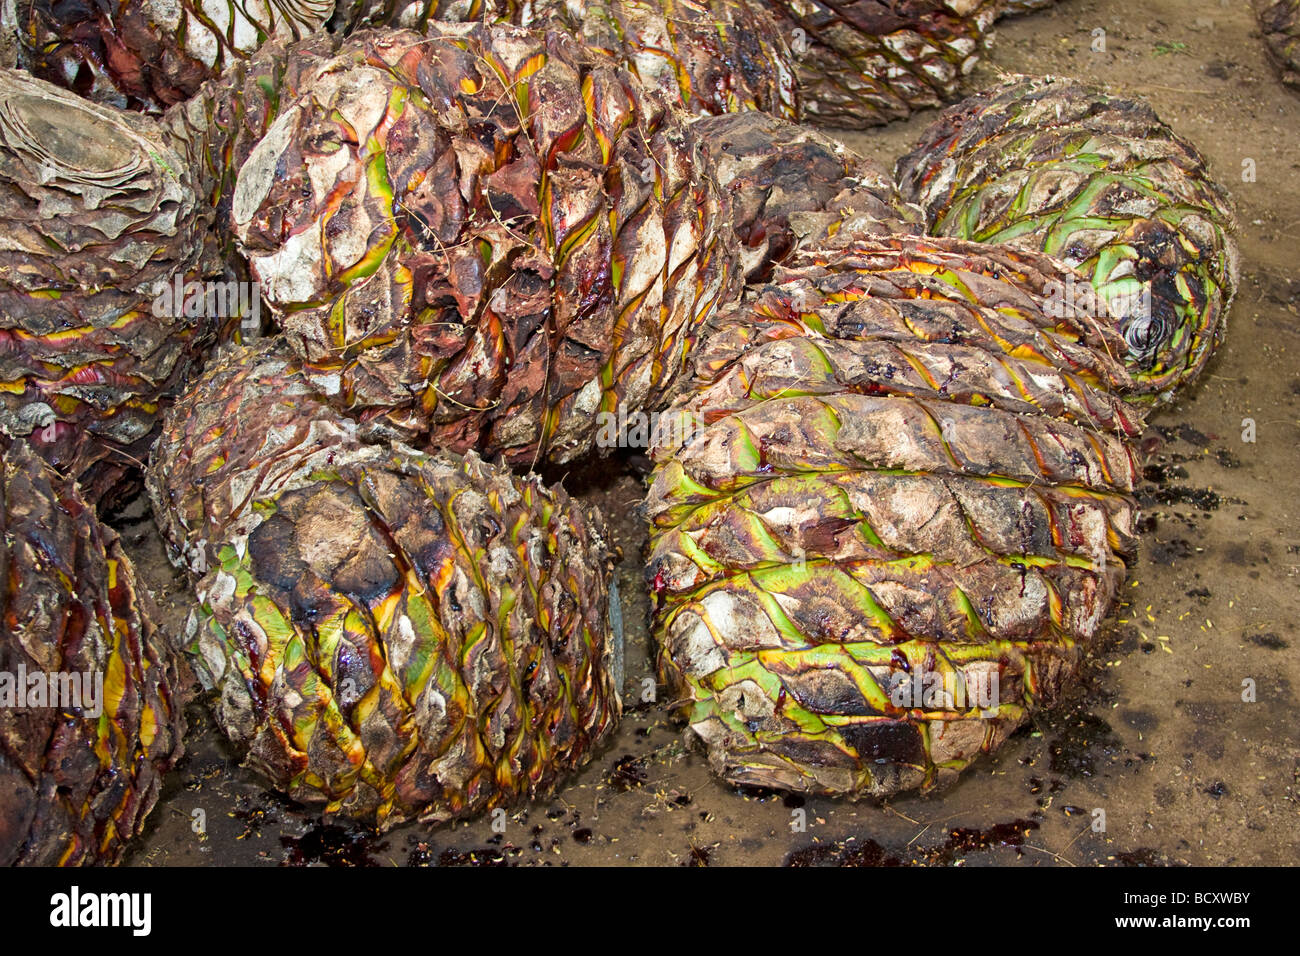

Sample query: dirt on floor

[118,0,1300,867]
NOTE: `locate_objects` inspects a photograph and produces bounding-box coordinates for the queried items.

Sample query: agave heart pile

[0,0,1247,859]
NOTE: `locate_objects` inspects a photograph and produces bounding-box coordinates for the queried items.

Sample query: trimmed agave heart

[17,0,334,111]
[145,339,369,577]
[0,70,209,503]
[335,0,800,118]
[895,74,1239,399]
[150,340,622,828]
[647,234,1142,796]
[160,33,342,282]
[691,110,923,283]
[763,0,1002,128]
[231,25,739,467]
[1,438,183,866]
[1259,0,1300,90]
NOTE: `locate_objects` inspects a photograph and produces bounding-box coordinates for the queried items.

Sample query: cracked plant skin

[762,0,1001,129]
[0,438,184,866]
[231,24,739,468]
[0,70,212,505]
[335,0,800,119]
[690,110,924,284]
[646,235,1143,798]
[15,0,334,112]
[150,340,622,829]
[1258,0,1300,90]
[895,75,1239,400]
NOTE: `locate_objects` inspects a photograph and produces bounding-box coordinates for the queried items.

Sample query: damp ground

[119,0,1300,866]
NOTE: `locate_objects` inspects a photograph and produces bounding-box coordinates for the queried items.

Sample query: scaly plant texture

[895,75,1239,399]
[691,110,923,283]
[0,70,210,503]
[160,33,341,279]
[148,340,622,828]
[646,235,1143,797]
[230,25,739,467]
[1259,0,1300,90]
[146,339,371,577]
[0,438,183,865]
[762,0,1001,128]
[16,0,334,111]
[335,0,800,118]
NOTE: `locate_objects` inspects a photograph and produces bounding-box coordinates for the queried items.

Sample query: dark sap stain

[1214,449,1241,468]
[607,753,649,791]
[231,791,283,840]
[785,838,902,867]
[1190,728,1226,761]
[1149,537,1194,565]
[1048,713,1123,778]
[1186,586,1211,600]
[1111,847,1172,867]
[1120,709,1159,733]
[1221,543,1250,566]
[784,820,1039,867]
[1145,486,1224,511]
[1136,513,1159,534]
[280,823,383,867]
[1152,424,1210,448]
[924,820,1040,866]
[437,847,508,866]
[1249,632,1288,650]
[1143,462,1189,483]
[732,785,786,803]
